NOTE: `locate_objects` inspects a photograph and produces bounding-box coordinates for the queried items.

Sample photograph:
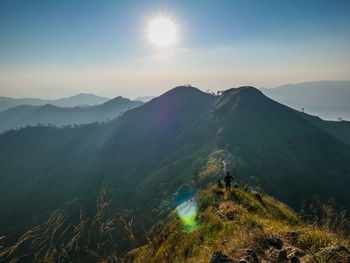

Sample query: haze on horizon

[1,0,350,99]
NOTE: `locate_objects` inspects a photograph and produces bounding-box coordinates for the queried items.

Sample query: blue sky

[1,0,350,98]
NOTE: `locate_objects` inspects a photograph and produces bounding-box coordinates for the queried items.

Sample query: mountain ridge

[0,93,110,112]
[0,85,350,257]
[0,96,143,133]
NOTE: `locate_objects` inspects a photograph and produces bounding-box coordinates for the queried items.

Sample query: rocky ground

[210,235,350,263]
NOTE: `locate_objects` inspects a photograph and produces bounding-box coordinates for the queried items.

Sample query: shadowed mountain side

[0,85,350,251]
[0,96,143,133]
[209,87,350,208]
[296,112,350,147]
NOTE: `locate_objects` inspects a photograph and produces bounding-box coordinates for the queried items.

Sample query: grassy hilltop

[127,186,349,263]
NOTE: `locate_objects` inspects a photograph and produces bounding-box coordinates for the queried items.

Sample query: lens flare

[176,197,199,232]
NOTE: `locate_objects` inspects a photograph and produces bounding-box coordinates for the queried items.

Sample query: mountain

[260,80,350,120]
[134,96,156,102]
[0,93,110,112]
[0,96,143,133]
[48,93,110,107]
[0,86,350,259]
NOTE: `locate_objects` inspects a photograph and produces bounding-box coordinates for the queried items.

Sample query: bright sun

[147,16,177,47]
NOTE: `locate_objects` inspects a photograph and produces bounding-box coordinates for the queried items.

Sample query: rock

[266,236,283,249]
[222,239,228,245]
[242,249,259,263]
[277,249,287,262]
[267,247,278,258]
[289,255,300,263]
[226,210,235,221]
[210,251,237,263]
[267,248,287,262]
[288,249,305,258]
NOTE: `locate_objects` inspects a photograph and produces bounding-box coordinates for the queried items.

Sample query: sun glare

[147,16,177,47]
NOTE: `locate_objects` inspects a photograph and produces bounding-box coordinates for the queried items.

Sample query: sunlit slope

[128,186,349,263]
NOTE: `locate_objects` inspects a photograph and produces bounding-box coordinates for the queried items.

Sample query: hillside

[0,86,350,260]
[1,184,348,263]
[261,81,350,120]
[0,96,143,133]
[127,186,349,263]
[0,93,110,112]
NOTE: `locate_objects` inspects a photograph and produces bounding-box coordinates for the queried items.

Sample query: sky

[1,0,350,99]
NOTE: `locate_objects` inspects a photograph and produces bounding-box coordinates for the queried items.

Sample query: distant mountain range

[261,80,350,120]
[135,96,156,102]
[0,93,110,112]
[0,96,143,133]
[1,85,349,253]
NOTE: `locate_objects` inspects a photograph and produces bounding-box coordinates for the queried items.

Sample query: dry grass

[0,184,121,263]
[1,182,349,263]
[128,186,350,263]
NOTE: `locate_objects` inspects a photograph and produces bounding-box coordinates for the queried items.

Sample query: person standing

[224,172,233,192]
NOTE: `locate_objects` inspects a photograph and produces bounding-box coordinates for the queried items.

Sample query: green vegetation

[1,182,349,263]
[1,86,350,262]
[129,186,349,263]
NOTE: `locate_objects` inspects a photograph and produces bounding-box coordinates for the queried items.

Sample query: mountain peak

[222,86,264,97]
[144,85,213,108]
[163,85,209,97]
[104,96,127,103]
[72,93,103,98]
[212,86,267,114]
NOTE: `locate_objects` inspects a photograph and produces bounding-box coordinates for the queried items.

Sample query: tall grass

[0,184,121,263]
[300,196,350,240]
